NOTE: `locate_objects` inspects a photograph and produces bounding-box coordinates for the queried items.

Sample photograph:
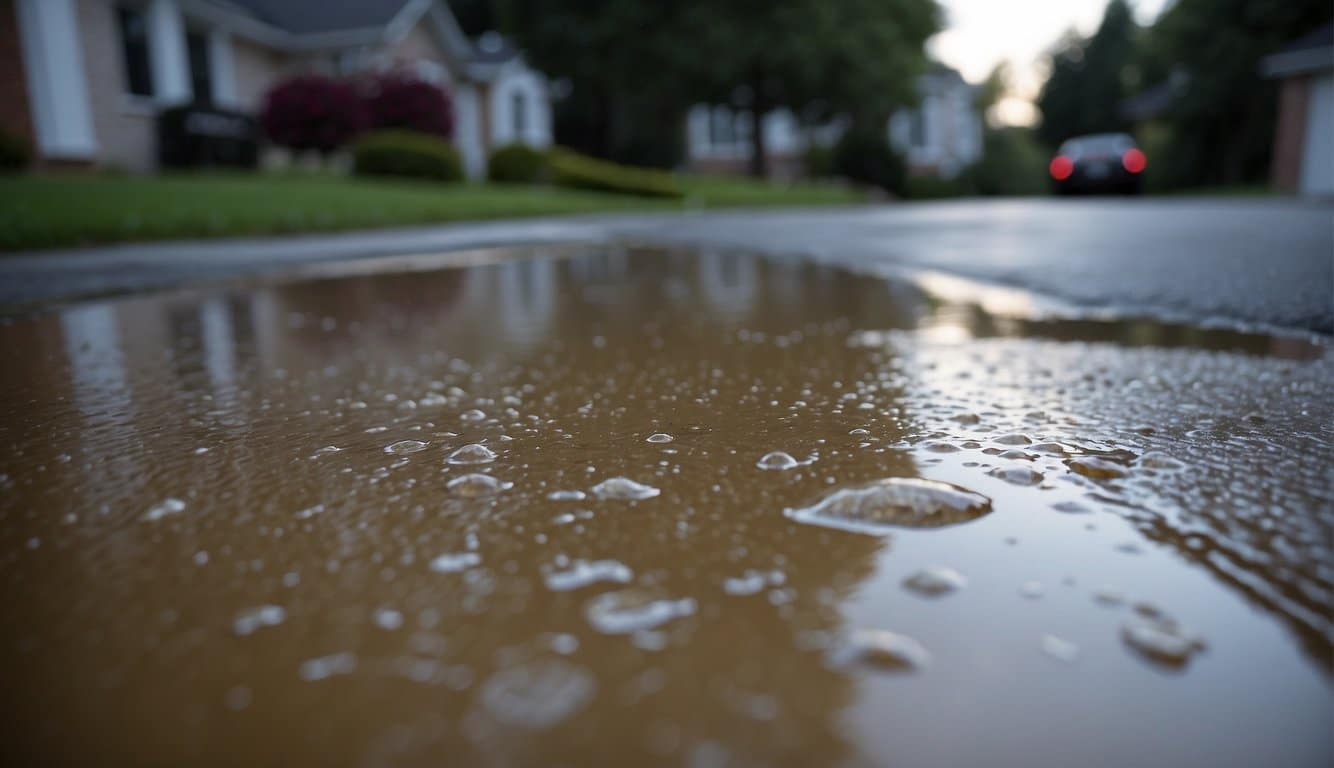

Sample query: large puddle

[0,247,1330,766]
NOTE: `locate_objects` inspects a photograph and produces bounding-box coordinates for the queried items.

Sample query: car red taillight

[1122,148,1146,174]
[1049,156,1074,181]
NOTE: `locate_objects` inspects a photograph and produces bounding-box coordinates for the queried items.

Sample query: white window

[116,4,153,97]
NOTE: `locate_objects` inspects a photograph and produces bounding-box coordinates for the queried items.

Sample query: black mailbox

[158,104,259,169]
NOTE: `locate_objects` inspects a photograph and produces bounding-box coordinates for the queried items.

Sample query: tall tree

[1036,0,1138,147]
[1141,0,1333,186]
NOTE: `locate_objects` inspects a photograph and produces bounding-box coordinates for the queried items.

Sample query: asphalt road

[2,197,1330,332]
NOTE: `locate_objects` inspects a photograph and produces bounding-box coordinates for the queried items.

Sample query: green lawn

[0,173,863,251]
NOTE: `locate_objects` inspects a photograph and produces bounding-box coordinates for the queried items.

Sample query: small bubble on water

[544,559,633,591]
[756,451,799,471]
[902,566,968,597]
[1121,617,1207,669]
[143,498,186,522]
[298,652,357,682]
[373,608,404,631]
[548,490,586,501]
[828,629,930,673]
[385,439,429,455]
[224,686,252,711]
[591,477,661,501]
[233,605,287,636]
[478,659,595,729]
[549,633,580,655]
[1040,634,1080,663]
[193,551,209,566]
[989,466,1044,486]
[785,477,991,535]
[646,433,674,444]
[430,552,482,573]
[1052,501,1091,514]
[447,443,497,465]
[447,473,509,498]
[585,589,696,634]
[460,409,487,422]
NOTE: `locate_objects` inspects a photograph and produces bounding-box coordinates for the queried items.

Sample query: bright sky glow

[928,0,1170,126]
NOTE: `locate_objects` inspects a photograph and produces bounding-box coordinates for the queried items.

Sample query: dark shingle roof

[224,0,413,36]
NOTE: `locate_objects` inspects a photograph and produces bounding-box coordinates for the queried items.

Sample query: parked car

[1049,133,1146,195]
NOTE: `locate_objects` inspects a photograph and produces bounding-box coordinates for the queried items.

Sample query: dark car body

[1049,133,1146,195]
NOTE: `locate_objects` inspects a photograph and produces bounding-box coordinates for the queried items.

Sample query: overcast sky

[928,0,1170,126]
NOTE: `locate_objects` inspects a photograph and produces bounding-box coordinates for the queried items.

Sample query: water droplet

[1121,617,1206,669]
[902,566,968,597]
[447,473,508,498]
[373,608,404,631]
[922,441,960,453]
[1068,456,1125,480]
[460,409,487,422]
[547,490,586,501]
[646,433,674,444]
[548,634,579,655]
[447,443,497,465]
[1051,501,1091,514]
[585,589,696,634]
[591,477,660,501]
[994,433,1032,446]
[989,466,1044,486]
[722,570,783,596]
[1093,588,1125,607]
[544,560,633,591]
[478,659,595,729]
[1040,634,1080,663]
[384,439,429,455]
[430,552,481,573]
[828,629,930,673]
[756,451,799,471]
[233,604,286,636]
[1020,581,1045,599]
[143,498,187,522]
[1139,452,1184,471]
[785,477,991,535]
[298,652,357,682]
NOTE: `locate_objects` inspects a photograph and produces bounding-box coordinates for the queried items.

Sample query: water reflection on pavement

[0,246,1329,767]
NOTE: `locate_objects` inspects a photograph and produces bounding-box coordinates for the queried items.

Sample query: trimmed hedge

[832,125,904,194]
[547,148,682,198]
[487,144,547,183]
[0,128,31,172]
[352,130,463,182]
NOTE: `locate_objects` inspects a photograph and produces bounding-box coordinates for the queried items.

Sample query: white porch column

[454,83,485,180]
[147,0,191,105]
[208,30,237,108]
[14,0,97,159]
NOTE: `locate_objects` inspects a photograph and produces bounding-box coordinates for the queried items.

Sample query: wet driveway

[1,246,1330,766]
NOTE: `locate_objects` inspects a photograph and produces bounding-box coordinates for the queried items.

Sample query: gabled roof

[223,0,412,35]
[1261,22,1334,78]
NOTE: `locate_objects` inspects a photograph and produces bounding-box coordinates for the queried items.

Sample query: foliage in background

[1135,0,1332,188]
[970,128,1048,196]
[352,131,464,182]
[497,0,938,175]
[547,148,683,198]
[0,128,31,172]
[1036,0,1138,147]
[364,75,454,139]
[830,124,904,194]
[487,144,548,183]
[260,76,366,154]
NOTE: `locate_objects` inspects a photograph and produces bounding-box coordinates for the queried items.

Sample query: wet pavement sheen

[0,247,1330,767]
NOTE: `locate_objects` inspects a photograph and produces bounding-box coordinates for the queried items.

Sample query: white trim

[147,0,192,105]
[209,29,237,107]
[14,0,97,159]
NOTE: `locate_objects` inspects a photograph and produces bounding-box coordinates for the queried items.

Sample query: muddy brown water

[1,247,1330,767]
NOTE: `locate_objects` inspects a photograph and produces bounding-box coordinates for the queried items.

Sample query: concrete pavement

[2,197,1330,332]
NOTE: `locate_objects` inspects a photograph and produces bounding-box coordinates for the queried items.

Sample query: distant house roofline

[1261,22,1334,78]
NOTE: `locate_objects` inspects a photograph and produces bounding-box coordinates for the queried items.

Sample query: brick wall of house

[0,0,34,149]
[1271,76,1310,192]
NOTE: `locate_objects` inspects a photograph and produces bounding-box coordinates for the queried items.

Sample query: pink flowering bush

[364,75,454,139]
[260,76,366,154]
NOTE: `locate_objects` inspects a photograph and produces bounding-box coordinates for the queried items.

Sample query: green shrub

[831,125,904,194]
[547,148,682,198]
[352,130,462,182]
[903,174,973,200]
[487,144,547,183]
[0,128,31,172]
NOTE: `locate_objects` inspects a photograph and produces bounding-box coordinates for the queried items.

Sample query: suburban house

[686,63,983,180]
[1,0,554,178]
[1262,23,1332,196]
